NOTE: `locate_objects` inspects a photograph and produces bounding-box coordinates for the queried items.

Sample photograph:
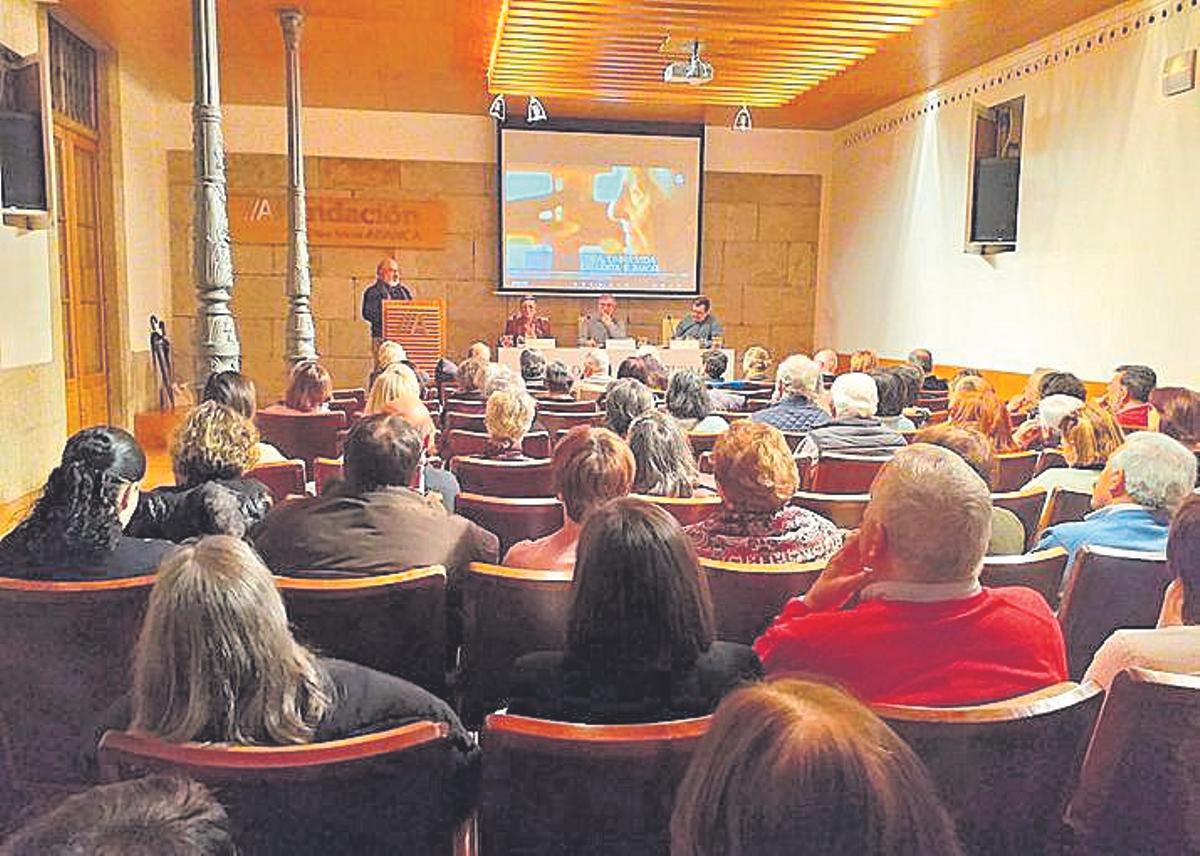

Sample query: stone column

[280,9,317,364]
[191,0,240,383]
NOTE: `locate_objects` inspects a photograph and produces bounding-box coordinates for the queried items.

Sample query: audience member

[755,444,1068,704]
[742,345,774,382]
[1150,386,1199,449]
[1085,494,1200,688]
[481,362,526,398]
[581,348,610,380]
[795,372,907,462]
[542,360,576,400]
[604,378,655,437]
[667,371,729,434]
[0,427,173,580]
[750,354,830,433]
[1039,370,1088,402]
[369,339,408,388]
[450,357,488,402]
[253,414,497,578]
[202,370,285,464]
[282,360,333,413]
[1036,431,1196,565]
[1007,367,1054,417]
[627,410,702,498]
[379,390,460,512]
[908,348,948,393]
[1014,390,1085,450]
[871,370,916,431]
[948,368,985,397]
[670,678,963,856]
[504,426,634,571]
[890,363,923,409]
[812,348,839,388]
[1024,402,1124,494]
[519,348,547,388]
[364,363,421,415]
[466,341,491,363]
[699,349,745,410]
[506,498,761,723]
[640,349,670,390]
[616,355,651,386]
[1106,364,1158,430]
[686,422,841,565]
[948,389,1016,452]
[848,348,879,373]
[481,388,536,460]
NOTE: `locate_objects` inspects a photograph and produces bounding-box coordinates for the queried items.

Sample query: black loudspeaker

[970,157,1020,244]
[0,110,47,210]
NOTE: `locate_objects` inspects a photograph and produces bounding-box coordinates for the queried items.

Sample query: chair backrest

[687,431,722,455]
[98,721,462,855]
[313,456,344,495]
[443,410,486,432]
[789,491,870,529]
[443,397,486,415]
[780,431,806,451]
[247,459,308,503]
[256,409,347,470]
[991,486,1048,551]
[631,493,723,526]
[917,393,949,411]
[481,713,711,856]
[328,398,363,424]
[277,567,447,694]
[455,493,565,555]
[452,457,557,498]
[699,556,826,644]
[444,429,551,461]
[1034,447,1068,474]
[0,575,155,792]
[459,563,573,726]
[979,547,1069,610]
[332,386,366,406]
[1058,546,1171,679]
[536,399,598,414]
[995,451,1040,492]
[1036,485,1094,536]
[711,410,749,422]
[539,410,604,439]
[875,681,1104,855]
[807,452,892,494]
[1067,668,1200,854]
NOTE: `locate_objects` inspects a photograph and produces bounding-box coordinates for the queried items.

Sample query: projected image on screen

[500,127,702,295]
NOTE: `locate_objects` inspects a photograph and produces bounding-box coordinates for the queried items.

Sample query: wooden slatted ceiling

[488,0,955,106]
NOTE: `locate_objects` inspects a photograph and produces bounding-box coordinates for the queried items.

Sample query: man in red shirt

[754,444,1067,706]
[1105,364,1158,431]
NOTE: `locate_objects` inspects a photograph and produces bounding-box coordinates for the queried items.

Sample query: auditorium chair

[917,393,949,411]
[0,574,155,802]
[1035,486,1094,535]
[247,458,308,503]
[328,397,364,424]
[631,492,722,526]
[994,451,1040,492]
[686,431,723,456]
[443,429,552,461]
[699,556,827,644]
[443,410,487,433]
[256,408,347,470]
[979,546,1069,609]
[780,431,807,451]
[480,713,711,856]
[742,396,773,413]
[277,567,447,694]
[807,452,893,494]
[451,456,556,498]
[1035,447,1068,474]
[458,562,572,726]
[539,410,604,438]
[332,387,367,406]
[443,397,486,415]
[1066,668,1200,854]
[535,398,598,414]
[454,493,564,555]
[789,491,870,529]
[1058,546,1171,679]
[98,721,467,855]
[313,455,344,495]
[991,485,1049,551]
[875,681,1104,855]
[697,450,714,474]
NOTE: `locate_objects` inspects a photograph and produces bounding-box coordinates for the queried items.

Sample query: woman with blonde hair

[1025,402,1125,494]
[365,363,421,415]
[482,387,536,460]
[741,346,773,382]
[848,348,878,373]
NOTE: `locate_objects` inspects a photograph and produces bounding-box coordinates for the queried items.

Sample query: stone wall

[168,152,820,401]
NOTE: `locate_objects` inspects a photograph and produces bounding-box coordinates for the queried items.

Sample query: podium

[381,299,445,378]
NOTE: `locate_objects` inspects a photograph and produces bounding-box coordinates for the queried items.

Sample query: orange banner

[228,194,446,248]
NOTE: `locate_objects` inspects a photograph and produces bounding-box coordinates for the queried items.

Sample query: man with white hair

[749,354,831,433]
[1036,431,1197,565]
[795,372,907,462]
[812,348,839,389]
[754,444,1068,705]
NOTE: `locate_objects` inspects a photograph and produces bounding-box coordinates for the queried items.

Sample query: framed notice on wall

[227,194,446,248]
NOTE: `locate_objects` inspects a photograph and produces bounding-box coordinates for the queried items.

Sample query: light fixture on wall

[488,94,507,121]
[732,105,752,132]
[526,96,548,124]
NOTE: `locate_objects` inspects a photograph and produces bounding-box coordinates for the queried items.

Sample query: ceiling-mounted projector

[663,40,713,85]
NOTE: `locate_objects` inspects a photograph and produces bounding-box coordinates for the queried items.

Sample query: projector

[663,56,713,85]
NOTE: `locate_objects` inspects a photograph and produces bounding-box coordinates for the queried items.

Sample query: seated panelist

[674,296,724,344]
[578,293,627,346]
[503,295,552,342]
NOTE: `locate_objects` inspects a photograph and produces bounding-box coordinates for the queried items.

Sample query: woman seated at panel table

[502,295,552,343]
[480,388,537,462]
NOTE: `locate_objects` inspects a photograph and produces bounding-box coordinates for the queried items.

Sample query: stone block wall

[168,152,820,401]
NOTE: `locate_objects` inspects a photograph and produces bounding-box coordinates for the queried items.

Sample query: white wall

[822,0,1200,387]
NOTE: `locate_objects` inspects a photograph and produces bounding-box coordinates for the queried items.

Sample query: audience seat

[991,486,1049,551]
[697,450,714,474]
[631,493,722,526]
[995,451,1040,492]
[332,387,366,406]
[917,394,949,411]
[98,721,466,855]
[789,490,870,529]
[480,713,710,856]
[699,556,826,645]
[277,567,447,694]
[1066,668,1200,854]
[313,455,344,495]
[443,411,486,433]
[742,396,772,413]
[1036,486,1094,535]
[247,459,308,503]
[539,411,604,438]
[451,457,556,498]
[711,410,749,422]
[443,398,486,415]
[455,493,564,555]
[807,452,892,494]
[444,429,551,461]
[780,431,806,451]
[687,431,723,456]
[535,399,598,414]
[328,398,364,424]
[979,547,1069,610]
[1058,546,1171,680]
[256,408,347,470]
[875,681,1104,855]
[458,563,572,726]
[1034,448,1068,474]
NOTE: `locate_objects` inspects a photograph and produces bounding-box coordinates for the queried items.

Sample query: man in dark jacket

[795,372,907,462]
[361,257,413,353]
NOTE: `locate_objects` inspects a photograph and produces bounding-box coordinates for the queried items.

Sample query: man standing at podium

[361,257,413,353]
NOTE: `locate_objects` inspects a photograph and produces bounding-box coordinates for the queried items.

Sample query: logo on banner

[229,195,447,248]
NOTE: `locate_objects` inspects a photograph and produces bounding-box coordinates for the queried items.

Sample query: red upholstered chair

[481,713,711,856]
[991,486,1048,551]
[458,562,572,725]
[742,396,773,413]
[444,430,551,461]
[277,567,447,694]
[631,493,722,526]
[711,410,749,422]
[98,721,466,856]
[522,430,553,458]
[1035,486,1094,536]
[247,459,308,503]
[1066,668,1200,854]
[807,452,892,494]
[1034,447,1068,474]
[536,399,598,414]
[443,397,485,415]
[256,408,347,470]
[454,493,565,555]
[313,456,344,495]
[1058,546,1171,679]
[994,451,1040,492]
[699,556,826,645]
[443,411,486,432]
[917,393,949,411]
[452,457,557,498]
[332,387,366,406]
[328,398,363,425]
[686,431,722,456]
[789,491,870,529]
[979,546,1069,610]
[539,410,603,438]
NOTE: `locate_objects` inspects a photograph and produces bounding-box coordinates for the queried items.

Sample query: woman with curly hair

[127,401,272,542]
[0,427,173,580]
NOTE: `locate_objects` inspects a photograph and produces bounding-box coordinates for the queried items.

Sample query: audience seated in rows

[506,498,761,723]
[948,388,1017,452]
[849,349,879,373]
[698,350,745,410]
[519,348,547,389]
[796,373,907,462]
[449,356,487,403]
[481,388,537,461]
[382,391,460,512]
[627,410,703,499]
[481,362,524,398]
[750,354,830,433]
[1024,402,1124,495]
[909,347,949,393]
[686,422,841,565]
[202,370,285,464]
[1151,386,1199,449]
[742,345,774,382]
[129,402,272,542]
[541,360,576,401]
[915,424,1026,556]
[276,360,333,414]
[871,370,916,432]
[1085,494,1200,688]
[1036,431,1196,566]
[504,426,634,572]
[0,427,173,580]
[889,363,924,412]
[605,378,655,438]
[667,370,729,434]
[812,348,838,388]
[1106,363,1158,430]
[754,444,1068,705]
[671,678,962,856]
[364,362,421,415]
[253,414,497,579]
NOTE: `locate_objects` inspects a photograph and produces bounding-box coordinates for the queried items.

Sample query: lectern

[381,299,445,378]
